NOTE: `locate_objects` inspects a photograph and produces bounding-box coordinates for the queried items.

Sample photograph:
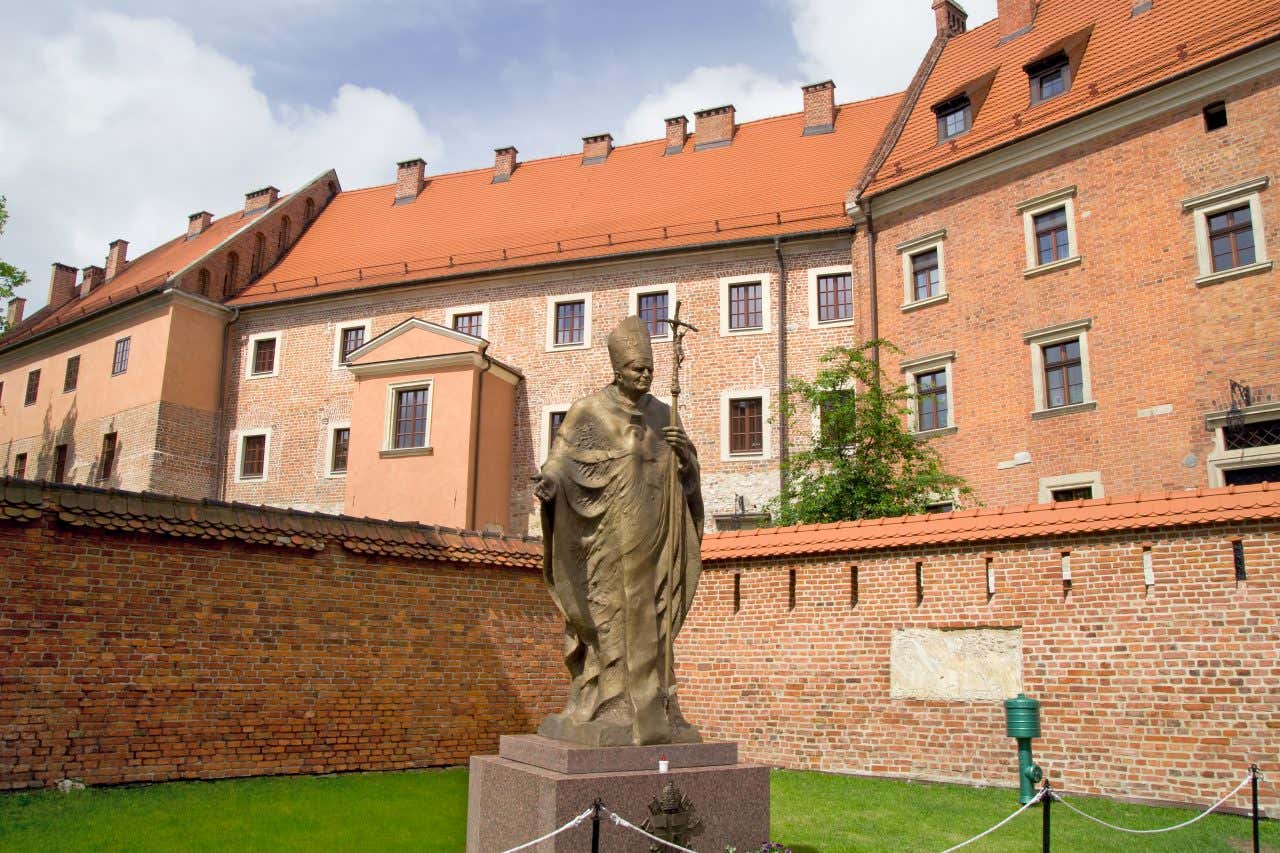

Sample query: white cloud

[0,11,442,311]
[620,0,998,144]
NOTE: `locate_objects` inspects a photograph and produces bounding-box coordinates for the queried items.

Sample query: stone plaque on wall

[889,627,1022,701]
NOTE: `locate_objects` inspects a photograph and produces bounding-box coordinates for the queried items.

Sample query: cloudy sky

[0,0,996,312]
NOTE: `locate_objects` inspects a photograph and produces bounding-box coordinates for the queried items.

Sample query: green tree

[770,341,971,525]
[0,195,30,333]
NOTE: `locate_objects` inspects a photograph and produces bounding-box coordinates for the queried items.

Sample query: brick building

[1,0,1277,533]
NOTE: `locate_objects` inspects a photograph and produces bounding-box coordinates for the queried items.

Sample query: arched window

[250,232,266,277]
[224,252,239,294]
[198,268,211,297]
[305,197,316,222]
[277,216,291,256]
[327,181,337,197]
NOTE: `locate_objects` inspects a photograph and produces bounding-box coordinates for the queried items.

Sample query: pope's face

[616,357,654,398]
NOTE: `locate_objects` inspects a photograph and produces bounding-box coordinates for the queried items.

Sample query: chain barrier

[1049,771,1255,835]
[500,806,595,853]
[605,807,701,853]
[938,787,1046,853]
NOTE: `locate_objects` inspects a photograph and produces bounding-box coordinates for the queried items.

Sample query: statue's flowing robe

[539,384,704,745]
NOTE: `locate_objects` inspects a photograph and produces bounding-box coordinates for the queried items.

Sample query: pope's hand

[662,426,695,468]
[532,473,557,503]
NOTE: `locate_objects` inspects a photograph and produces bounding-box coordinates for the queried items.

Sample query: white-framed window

[325,422,351,478]
[897,229,948,310]
[1205,402,1280,487]
[233,428,272,483]
[545,293,592,352]
[720,388,771,461]
[901,350,956,434]
[719,273,771,337]
[245,331,281,378]
[806,265,854,328]
[1182,177,1272,287]
[383,379,433,453]
[1037,472,1103,503]
[445,304,489,339]
[628,284,677,340]
[1024,318,1095,418]
[539,403,571,464]
[1019,186,1081,276]
[332,320,371,368]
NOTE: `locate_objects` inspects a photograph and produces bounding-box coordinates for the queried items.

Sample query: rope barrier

[1049,772,1254,835]
[500,806,595,853]
[606,807,700,853]
[938,788,1046,853]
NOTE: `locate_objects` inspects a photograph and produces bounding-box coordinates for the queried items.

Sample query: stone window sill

[1023,255,1082,279]
[913,425,958,438]
[901,293,949,313]
[379,446,434,458]
[1031,400,1097,420]
[1195,260,1273,288]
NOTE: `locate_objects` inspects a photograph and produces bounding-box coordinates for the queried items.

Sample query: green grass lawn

[0,767,1274,852]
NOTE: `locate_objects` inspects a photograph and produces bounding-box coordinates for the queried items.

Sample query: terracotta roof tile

[229,95,901,307]
[0,479,541,569]
[702,483,1280,561]
[864,0,1280,196]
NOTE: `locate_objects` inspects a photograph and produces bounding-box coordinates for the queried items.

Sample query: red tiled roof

[0,211,249,350]
[702,483,1280,561]
[230,94,902,307]
[0,479,542,569]
[864,0,1280,197]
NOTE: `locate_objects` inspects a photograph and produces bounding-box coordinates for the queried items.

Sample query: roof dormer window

[1027,52,1070,105]
[934,95,972,142]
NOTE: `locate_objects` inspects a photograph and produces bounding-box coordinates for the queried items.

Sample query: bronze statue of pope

[533,315,704,746]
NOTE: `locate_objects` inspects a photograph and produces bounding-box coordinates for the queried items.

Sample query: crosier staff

[662,300,699,712]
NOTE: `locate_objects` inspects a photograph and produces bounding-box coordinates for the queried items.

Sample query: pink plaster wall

[474,369,516,531]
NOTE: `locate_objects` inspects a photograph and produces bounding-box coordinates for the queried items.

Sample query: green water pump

[1004,694,1044,803]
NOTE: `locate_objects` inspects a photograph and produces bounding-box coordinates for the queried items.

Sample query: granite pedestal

[467,735,769,852]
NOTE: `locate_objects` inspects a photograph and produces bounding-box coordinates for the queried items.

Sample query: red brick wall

[679,522,1280,812]
[0,501,561,789]
[864,70,1280,506]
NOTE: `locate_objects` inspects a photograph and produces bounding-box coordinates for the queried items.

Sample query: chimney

[582,133,613,165]
[492,147,518,183]
[395,158,426,203]
[81,265,105,297]
[932,0,969,38]
[694,105,735,150]
[6,297,26,327]
[244,186,279,215]
[48,262,79,307]
[664,116,688,155]
[187,211,212,239]
[105,239,128,281]
[997,0,1037,41]
[802,81,836,135]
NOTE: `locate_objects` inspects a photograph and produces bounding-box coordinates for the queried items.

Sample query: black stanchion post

[1041,781,1052,853]
[591,798,603,853]
[1252,765,1261,853]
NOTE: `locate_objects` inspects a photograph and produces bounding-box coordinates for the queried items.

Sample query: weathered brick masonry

[2,480,1276,815]
[0,481,562,789]
[682,484,1280,813]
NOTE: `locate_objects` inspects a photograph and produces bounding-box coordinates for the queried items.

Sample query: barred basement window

[99,432,118,481]
[63,355,80,393]
[1051,485,1094,502]
[1223,418,1280,450]
[53,444,68,483]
